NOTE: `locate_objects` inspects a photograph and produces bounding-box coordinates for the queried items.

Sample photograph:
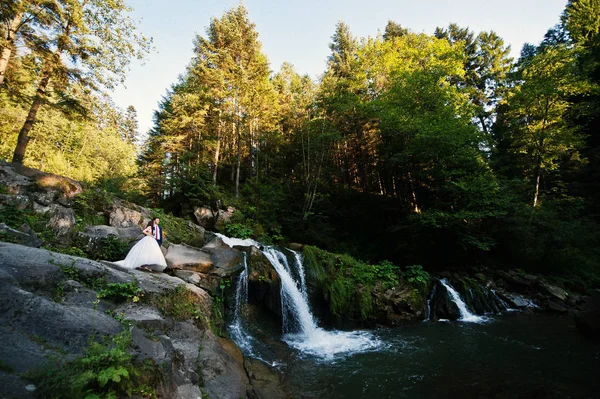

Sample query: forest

[1,0,599,287]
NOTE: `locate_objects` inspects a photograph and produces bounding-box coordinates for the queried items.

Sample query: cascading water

[216,233,381,359]
[261,246,381,359]
[228,252,254,353]
[439,278,487,323]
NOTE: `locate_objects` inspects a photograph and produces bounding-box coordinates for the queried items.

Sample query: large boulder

[108,198,150,228]
[240,245,282,317]
[245,358,287,399]
[201,237,244,277]
[574,292,600,339]
[198,330,252,399]
[428,281,461,321]
[193,206,216,229]
[165,243,213,272]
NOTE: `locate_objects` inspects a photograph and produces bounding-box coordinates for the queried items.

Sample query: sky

[112,0,569,136]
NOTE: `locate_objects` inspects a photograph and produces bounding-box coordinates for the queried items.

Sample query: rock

[31,189,57,206]
[202,235,227,249]
[501,292,538,309]
[198,330,251,399]
[0,193,31,208]
[1,160,82,197]
[241,245,282,317]
[32,202,76,238]
[574,292,600,339]
[173,270,220,294]
[288,242,303,251]
[117,226,143,239]
[193,206,216,229]
[546,300,568,313]
[539,282,568,301]
[214,206,236,231]
[108,198,149,228]
[0,222,43,247]
[81,225,120,238]
[206,246,243,277]
[186,283,214,320]
[428,281,460,321]
[165,243,213,272]
[245,358,287,399]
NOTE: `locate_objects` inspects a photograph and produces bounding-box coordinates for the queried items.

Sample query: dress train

[114,236,167,271]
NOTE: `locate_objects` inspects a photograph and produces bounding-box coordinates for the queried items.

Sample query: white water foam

[215,233,260,248]
[217,234,382,359]
[262,246,382,359]
[439,279,487,323]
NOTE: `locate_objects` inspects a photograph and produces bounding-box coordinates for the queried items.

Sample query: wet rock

[198,330,251,399]
[428,281,460,321]
[245,358,286,399]
[539,282,568,302]
[574,292,600,339]
[204,246,243,277]
[241,245,282,317]
[546,300,568,313]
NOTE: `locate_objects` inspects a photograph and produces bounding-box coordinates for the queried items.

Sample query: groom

[150,217,163,247]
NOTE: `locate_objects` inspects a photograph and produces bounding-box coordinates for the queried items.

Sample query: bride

[114,222,167,272]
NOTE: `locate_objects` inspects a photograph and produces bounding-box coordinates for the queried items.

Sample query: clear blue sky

[112,0,568,136]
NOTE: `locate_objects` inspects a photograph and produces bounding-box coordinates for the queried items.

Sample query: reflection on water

[270,313,600,398]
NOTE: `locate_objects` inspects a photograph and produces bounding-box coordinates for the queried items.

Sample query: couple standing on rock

[114,217,167,272]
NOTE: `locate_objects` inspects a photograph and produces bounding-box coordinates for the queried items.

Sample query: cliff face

[0,161,285,399]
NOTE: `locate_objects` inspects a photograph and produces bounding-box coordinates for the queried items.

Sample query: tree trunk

[234,107,242,198]
[0,11,23,89]
[213,113,222,186]
[12,64,53,164]
[533,171,541,208]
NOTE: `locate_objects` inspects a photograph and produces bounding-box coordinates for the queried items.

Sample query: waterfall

[262,247,318,335]
[439,279,487,323]
[216,232,381,359]
[261,246,381,358]
[228,252,254,353]
[425,282,437,322]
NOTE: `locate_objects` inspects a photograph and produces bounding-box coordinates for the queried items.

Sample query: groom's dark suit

[152,224,163,246]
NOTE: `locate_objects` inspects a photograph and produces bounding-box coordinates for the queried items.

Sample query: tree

[383,20,408,41]
[10,0,151,164]
[496,44,589,207]
[435,24,513,137]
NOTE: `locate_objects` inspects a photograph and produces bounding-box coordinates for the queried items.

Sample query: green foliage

[144,285,207,327]
[29,330,158,399]
[97,283,143,303]
[150,209,203,247]
[89,235,129,262]
[72,188,112,228]
[302,246,403,321]
[224,223,254,239]
[403,265,431,293]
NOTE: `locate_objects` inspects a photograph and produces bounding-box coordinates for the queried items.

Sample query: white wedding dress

[114,236,167,272]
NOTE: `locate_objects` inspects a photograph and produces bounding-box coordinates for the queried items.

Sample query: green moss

[302,245,404,322]
[144,285,208,329]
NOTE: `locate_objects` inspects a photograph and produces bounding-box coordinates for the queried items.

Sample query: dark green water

[275,313,599,399]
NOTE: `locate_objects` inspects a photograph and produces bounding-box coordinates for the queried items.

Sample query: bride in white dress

[114,223,167,272]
